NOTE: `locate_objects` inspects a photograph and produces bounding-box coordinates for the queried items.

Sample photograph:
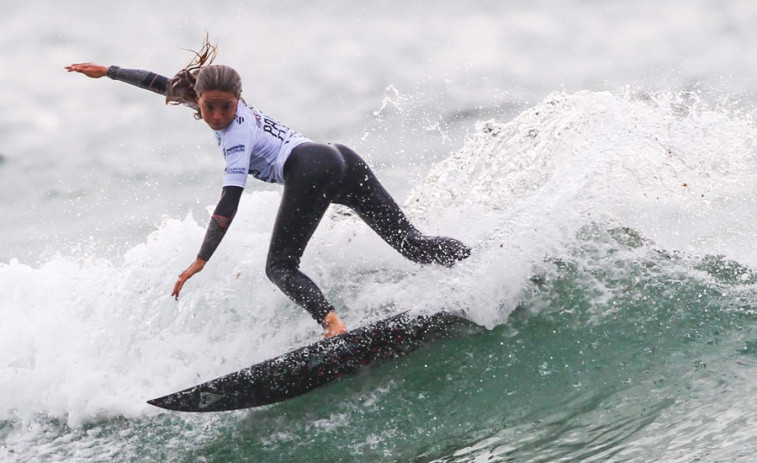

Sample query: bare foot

[322,311,348,339]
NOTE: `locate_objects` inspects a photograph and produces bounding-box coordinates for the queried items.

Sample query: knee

[265,257,295,286]
[264,259,279,284]
[402,233,471,267]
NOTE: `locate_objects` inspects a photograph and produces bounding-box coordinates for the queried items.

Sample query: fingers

[171,260,207,301]
[172,270,190,300]
[67,62,94,69]
[65,63,89,72]
[65,63,107,78]
[172,277,184,300]
[171,268,196,300]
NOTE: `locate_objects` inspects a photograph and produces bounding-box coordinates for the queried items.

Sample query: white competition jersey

[215,101,310,186]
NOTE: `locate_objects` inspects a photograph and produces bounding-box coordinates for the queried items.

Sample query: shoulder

[217,105,250,138]
[216,110,252,156]
[240,101,265,128]
[227,103,261,133]
[215,124,246,151]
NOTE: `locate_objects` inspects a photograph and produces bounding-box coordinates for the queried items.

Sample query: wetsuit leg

[331,144,471,266]
[266,143,346,325]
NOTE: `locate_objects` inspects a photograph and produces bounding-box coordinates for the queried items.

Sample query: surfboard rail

[147,311,471,412]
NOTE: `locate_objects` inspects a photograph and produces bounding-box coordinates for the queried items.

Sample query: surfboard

[147,311,471,412]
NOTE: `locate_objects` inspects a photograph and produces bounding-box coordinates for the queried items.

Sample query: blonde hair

[166,37,242,119]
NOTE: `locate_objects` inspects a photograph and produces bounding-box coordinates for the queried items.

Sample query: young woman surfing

[66,41,470,339]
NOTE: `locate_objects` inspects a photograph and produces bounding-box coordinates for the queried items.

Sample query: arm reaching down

[198,186,243,261]
[172,186,244,300]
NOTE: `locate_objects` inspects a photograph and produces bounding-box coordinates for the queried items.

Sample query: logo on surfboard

[199,391,224,409]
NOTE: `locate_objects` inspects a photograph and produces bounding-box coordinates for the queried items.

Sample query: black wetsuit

[107,66,471,325]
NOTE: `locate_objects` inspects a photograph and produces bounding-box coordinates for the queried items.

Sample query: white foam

[403,90,757,325]
[3,90,757,427]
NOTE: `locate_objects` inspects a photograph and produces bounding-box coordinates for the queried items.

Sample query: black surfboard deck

[147,311,471,412]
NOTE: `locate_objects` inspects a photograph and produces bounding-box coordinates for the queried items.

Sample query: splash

[401,90,757,322]
[413,90,756,217]
[3,90,757,428]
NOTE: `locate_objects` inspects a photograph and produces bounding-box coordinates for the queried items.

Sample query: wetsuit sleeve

[106,66,169,96]
[197,186,244,261]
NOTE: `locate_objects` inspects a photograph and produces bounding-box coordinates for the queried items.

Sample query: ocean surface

[3,1,757,461]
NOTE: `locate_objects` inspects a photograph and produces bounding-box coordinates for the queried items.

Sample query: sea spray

[402,89,757,326]
[3,90,757,461]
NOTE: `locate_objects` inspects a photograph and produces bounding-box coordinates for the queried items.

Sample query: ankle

[322,311,347,338]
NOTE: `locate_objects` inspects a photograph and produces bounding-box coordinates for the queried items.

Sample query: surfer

[66,40,470,339]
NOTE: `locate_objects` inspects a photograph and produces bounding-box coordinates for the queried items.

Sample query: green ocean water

[4,87,757,462]
[4,225,757,462]
[5,0,757,459]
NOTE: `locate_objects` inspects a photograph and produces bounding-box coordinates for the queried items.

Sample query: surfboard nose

[146,311,478,412]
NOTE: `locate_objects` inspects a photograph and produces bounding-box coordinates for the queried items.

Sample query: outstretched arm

[171,186,244,299]
[66,62,169,96]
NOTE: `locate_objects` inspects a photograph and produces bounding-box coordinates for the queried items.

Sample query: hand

[65,62,108,78]
[171,258,207,300]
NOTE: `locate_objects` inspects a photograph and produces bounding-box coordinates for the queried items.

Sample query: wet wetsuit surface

[266,142,470,323]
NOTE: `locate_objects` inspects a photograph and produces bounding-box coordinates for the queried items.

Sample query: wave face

[2,90,757,462]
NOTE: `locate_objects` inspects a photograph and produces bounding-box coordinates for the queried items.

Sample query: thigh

[332,144,415,242]
[268,143,346,265]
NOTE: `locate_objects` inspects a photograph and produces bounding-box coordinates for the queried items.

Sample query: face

[197,90,239,130]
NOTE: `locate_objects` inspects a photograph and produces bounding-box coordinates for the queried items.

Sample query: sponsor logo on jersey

[235,115,245,125]
[223,144,246,158]
[263,117,288,141]
[225,167,247,175]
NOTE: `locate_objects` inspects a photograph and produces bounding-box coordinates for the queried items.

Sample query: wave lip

[409,89,757,264]
[3,89,757,462]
